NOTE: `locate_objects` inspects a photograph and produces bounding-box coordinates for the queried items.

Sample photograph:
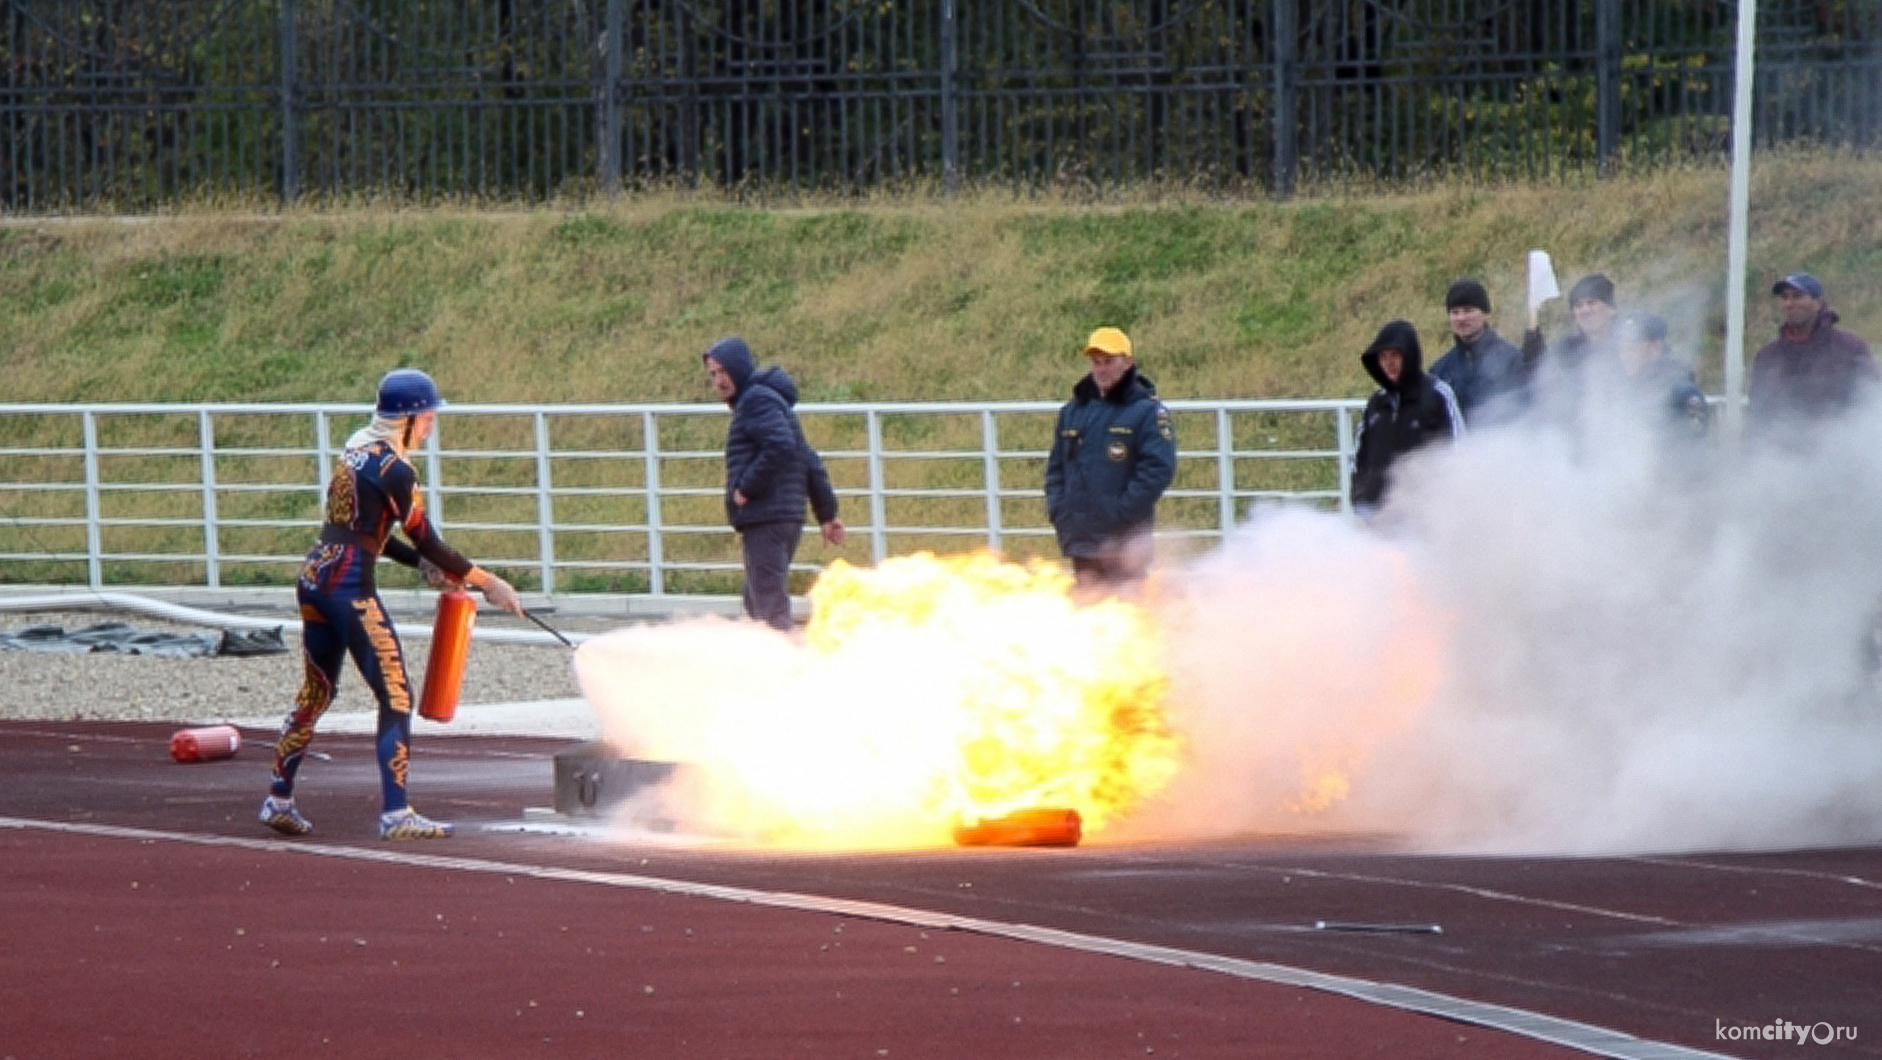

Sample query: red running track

[2,827,1588,1060]
[4,721,1878,1059]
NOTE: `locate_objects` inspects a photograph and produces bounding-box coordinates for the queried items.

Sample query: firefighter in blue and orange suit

[259,369,524,841]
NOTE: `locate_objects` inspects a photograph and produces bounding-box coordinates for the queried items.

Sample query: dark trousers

[273,552,415,812]
[740,520,803,631]
[1068,532,1153,601]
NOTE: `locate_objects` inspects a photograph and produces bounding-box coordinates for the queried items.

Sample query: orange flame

[805,553,1180,832]
[577,551,1182,848]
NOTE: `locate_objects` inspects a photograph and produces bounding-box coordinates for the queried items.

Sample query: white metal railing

[0,399,1361,598]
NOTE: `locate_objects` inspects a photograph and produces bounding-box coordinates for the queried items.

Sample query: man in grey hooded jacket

[703,336,844,629]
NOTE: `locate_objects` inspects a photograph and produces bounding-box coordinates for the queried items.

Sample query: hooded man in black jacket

[704,336,844,630]
[1044,327,1177,600]
[1352,320,1464,514]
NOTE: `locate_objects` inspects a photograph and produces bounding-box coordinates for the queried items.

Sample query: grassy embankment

[4,152,1881,592]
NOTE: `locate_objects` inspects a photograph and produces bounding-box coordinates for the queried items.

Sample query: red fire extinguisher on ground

[170,725,241,763]
[419,589,477,723]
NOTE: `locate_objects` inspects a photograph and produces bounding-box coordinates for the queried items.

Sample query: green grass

[7,153,1882,406]
[5,151,1882,589]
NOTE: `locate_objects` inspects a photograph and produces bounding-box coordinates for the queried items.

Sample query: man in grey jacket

[704,336,844,630]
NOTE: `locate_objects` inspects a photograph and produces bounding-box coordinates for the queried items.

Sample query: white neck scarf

[344,415,419,459]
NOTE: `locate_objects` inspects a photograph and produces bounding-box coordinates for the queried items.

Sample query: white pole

[1721,0,1758,441]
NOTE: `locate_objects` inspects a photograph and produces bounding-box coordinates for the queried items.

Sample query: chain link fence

[3,1,1880,208]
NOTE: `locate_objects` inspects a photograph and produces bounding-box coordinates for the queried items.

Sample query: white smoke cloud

[1147,366,1882,855]
[575,308,1882,855]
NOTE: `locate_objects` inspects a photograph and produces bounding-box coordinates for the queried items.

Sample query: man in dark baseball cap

[1748,272,1876,443]
[1427,277,1527,425]
[1771,273,1826,300]
[1616,310,1709,440]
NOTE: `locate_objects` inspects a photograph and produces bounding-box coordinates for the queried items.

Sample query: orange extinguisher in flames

[419,588,477,723]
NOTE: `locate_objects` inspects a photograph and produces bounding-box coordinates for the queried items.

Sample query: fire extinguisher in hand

[418,585,476,723]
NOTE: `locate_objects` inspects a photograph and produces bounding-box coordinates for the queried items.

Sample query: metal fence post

[980,409,1001,552]
[82,410,102,588]
[598,0,623,195]
[314,409,331,499]
[1216,408,1235,535]
[940,0,959,194]
[1596,0,1622,173]
[641,412,664,597]
[534,412,556,598]
[198,410,221,588]
[279,0,299,204]
[1271,0,1297,199]
[425,423,444,525]
[865,410,887,564]
[1336,406,1354,515]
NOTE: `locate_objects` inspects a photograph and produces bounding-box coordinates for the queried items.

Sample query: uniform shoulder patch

[1154,403,1174,442]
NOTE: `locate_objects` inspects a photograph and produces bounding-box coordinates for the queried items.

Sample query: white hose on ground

[0,592,587,647]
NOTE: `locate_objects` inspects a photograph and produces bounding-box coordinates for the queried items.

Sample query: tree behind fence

[3,0,1879,209]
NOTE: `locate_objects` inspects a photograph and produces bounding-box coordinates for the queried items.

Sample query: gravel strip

[0,610,589,724]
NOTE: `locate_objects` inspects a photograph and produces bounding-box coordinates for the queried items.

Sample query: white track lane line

[0,815,1741,1060]
[1625,856,1882,893]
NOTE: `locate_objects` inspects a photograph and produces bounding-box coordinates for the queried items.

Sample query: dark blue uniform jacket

[711,341,839,531]
[1044,366,1177,558]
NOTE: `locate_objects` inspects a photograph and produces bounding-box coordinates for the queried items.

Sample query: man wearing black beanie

[1523,272,1618,374]
[1519,272,1620,423]
[1427,278,1527,425]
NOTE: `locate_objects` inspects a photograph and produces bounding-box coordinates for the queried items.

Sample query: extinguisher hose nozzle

[522,609,576,648]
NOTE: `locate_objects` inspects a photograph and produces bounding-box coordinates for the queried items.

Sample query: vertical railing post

[641,412,664,597]
[1216,407,1235,536]
[534,412,556,599]
[82,410,102,589]
[1336,405,1354,515]
[598,0,623,195]
[199,409,221,589]
[314,409,331,499]
[279,0,299,204]
[980,409,1001,553]
[940,0,959,194]
[424,420,444,524]
[1720,0,1759,443]
[865,410,887,564]
[1271,0,1297,199]
[1595,0,1621,174]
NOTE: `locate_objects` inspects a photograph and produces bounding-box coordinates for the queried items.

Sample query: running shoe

[378,807,453,841]
[258,795,313,836]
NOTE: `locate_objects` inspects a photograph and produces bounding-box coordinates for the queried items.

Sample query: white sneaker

[259,795,313,836]
[378,807,453,840]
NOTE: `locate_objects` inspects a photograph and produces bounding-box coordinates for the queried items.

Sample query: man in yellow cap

[1043,326,1177,599]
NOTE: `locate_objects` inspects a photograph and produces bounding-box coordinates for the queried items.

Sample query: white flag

[1527,249,1561,314]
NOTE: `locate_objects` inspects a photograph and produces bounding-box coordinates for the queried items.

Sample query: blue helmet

[376,369,445,417]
